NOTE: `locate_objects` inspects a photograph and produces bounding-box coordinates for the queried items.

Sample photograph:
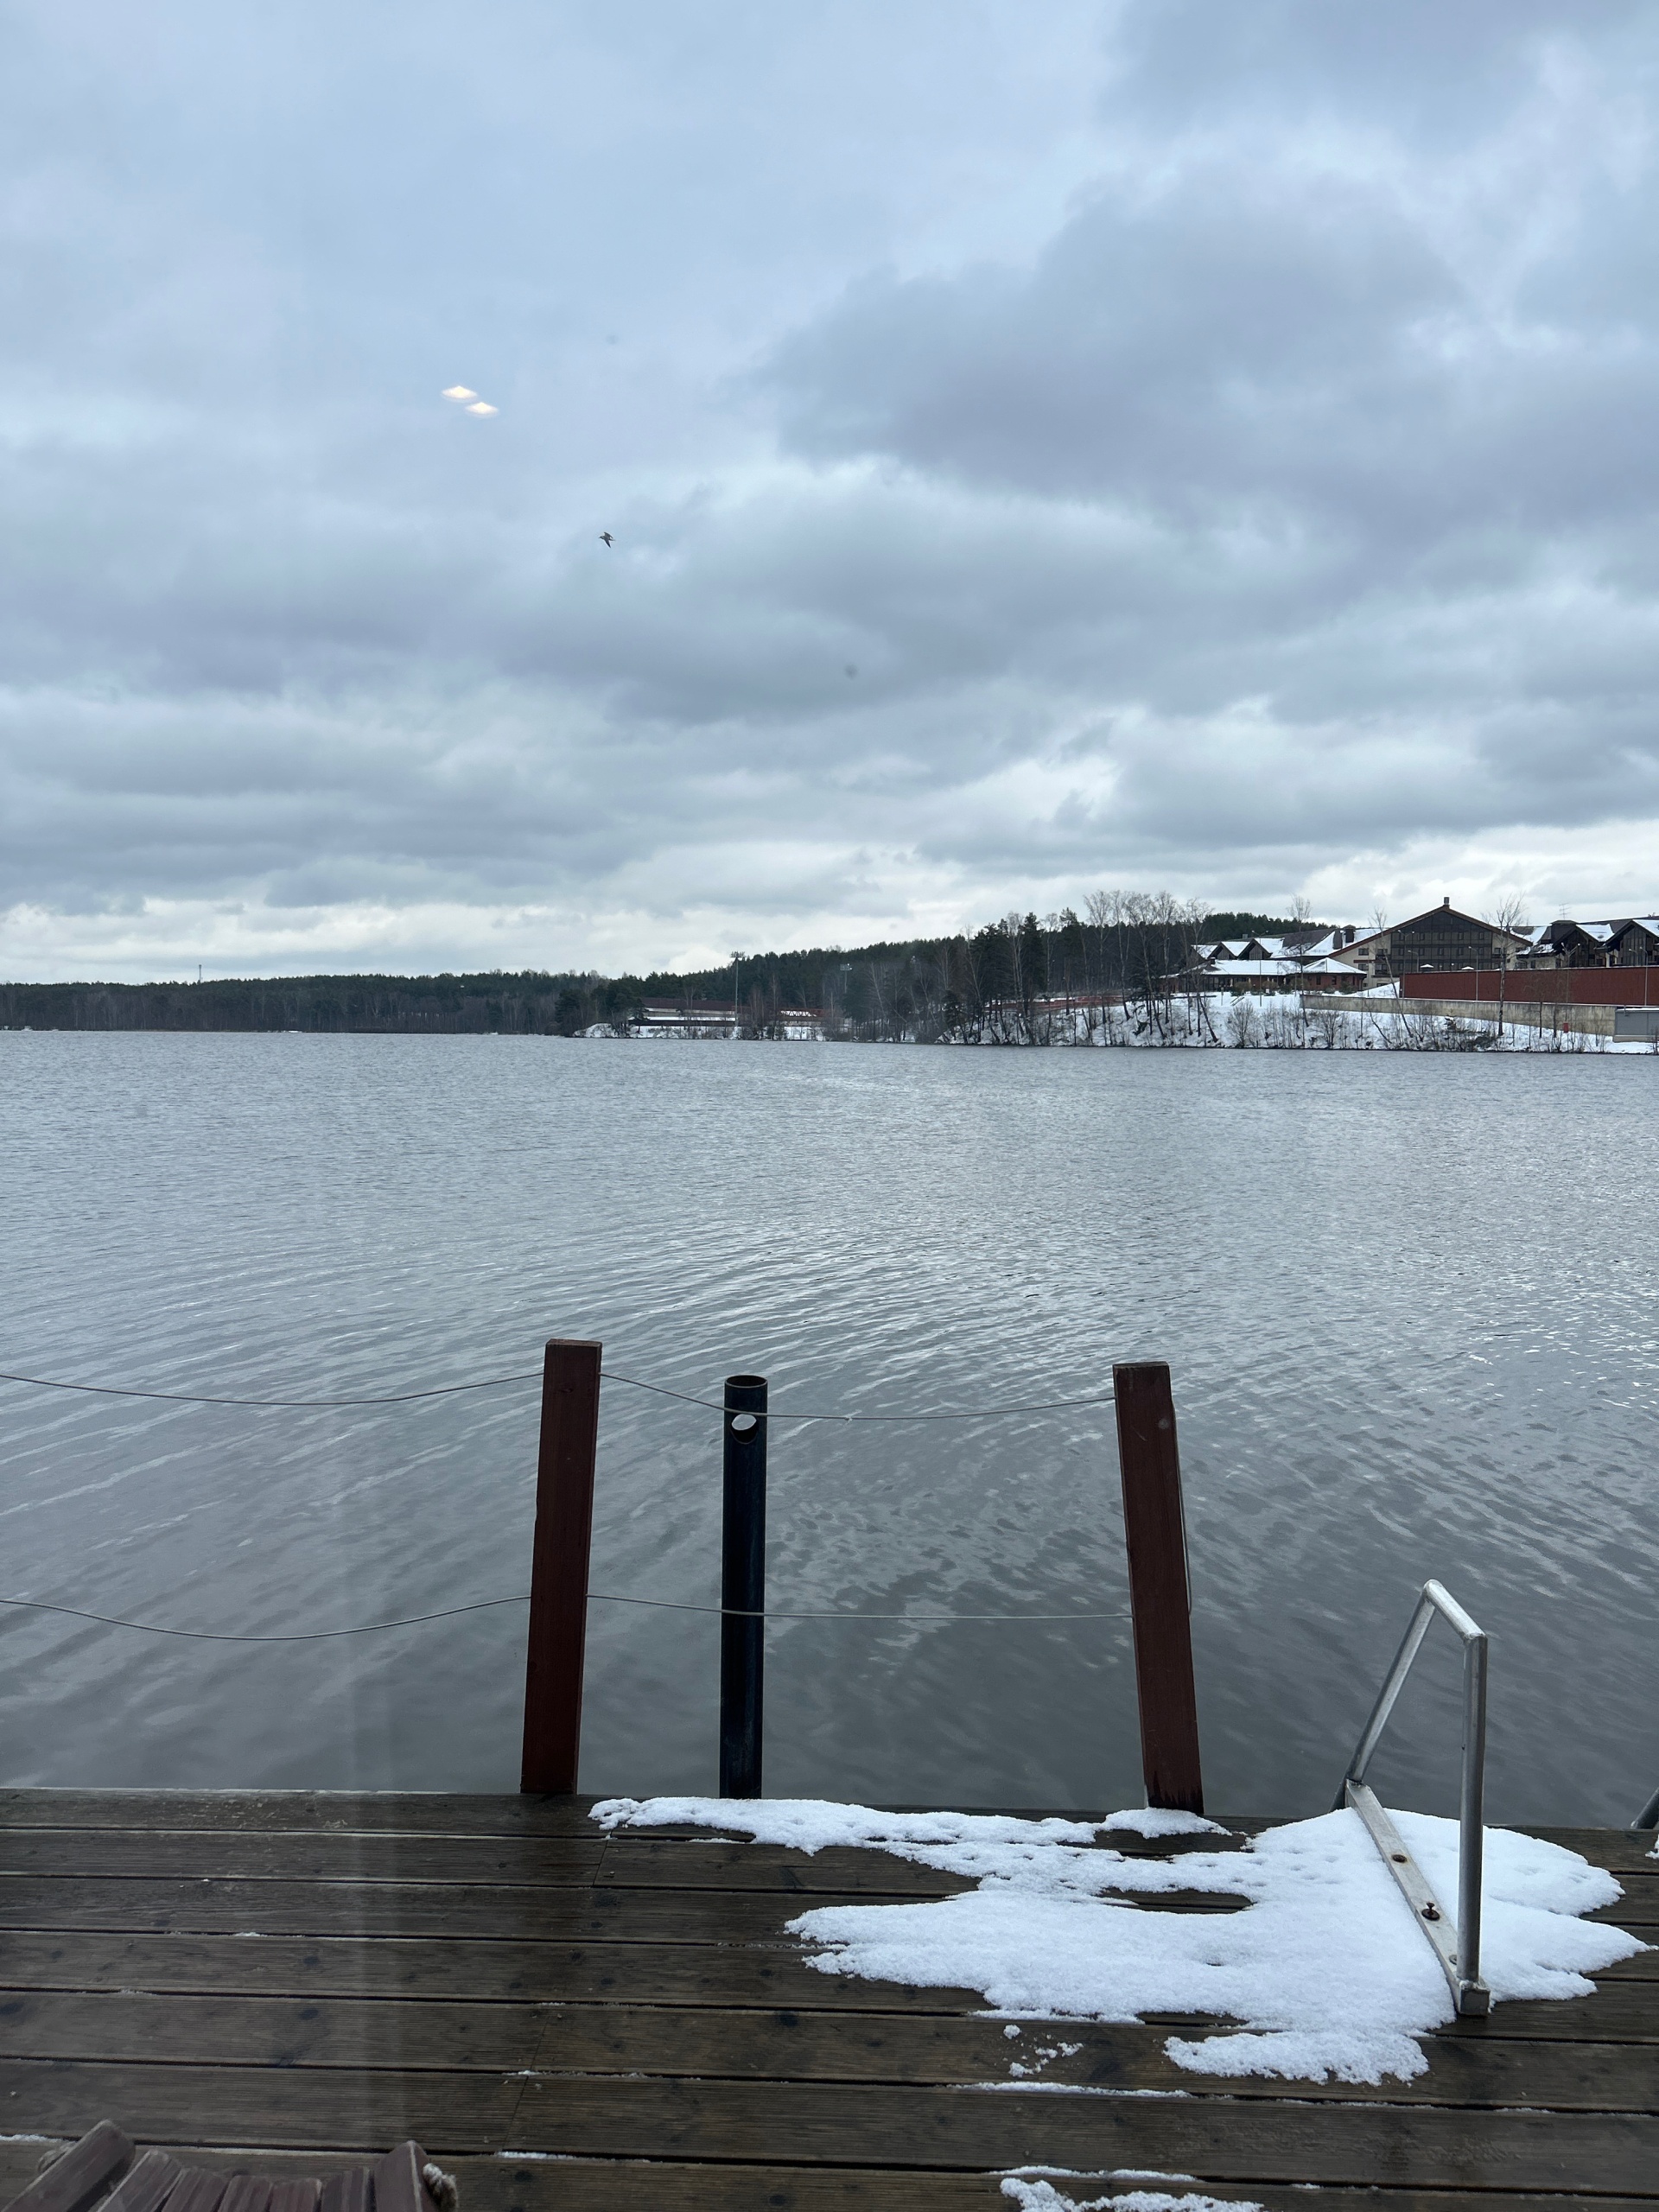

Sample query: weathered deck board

[0,1876,1252,1939]
[0,1792,1652,2211]
[7,1992,1659,2110]
[6,1940,1659,2043]
[3,2150,1655,2212]
[0,1836,607,1885]
[9,2063,1656,2190]
[0,1796,602,1840]
[0,1933,982,2011]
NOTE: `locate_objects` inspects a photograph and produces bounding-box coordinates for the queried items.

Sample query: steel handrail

[1336,1579,1491,2017]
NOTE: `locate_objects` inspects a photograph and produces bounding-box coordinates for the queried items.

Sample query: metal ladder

[1337,1579,1491,2017]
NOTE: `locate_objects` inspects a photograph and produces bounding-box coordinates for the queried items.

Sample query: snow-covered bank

[1086,991,1656,1052]
[594,990,1657,1049]
[593,1796,1641,2085]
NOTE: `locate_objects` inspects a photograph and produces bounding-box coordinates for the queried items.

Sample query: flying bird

[600,531,613,547]
[442,386,477,402]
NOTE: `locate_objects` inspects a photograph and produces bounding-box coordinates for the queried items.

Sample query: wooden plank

[153,2173,225,2212]
[594,1842,975,1897]
[1453,1983,1659,2039]
[100,2150,182,2212]
[8,2063,1659,2194]
[598,1840,1249,1908]
[0,2124,132,2212]
[605,1821,1659,1876]
[366,2143,425,2212]
[315,2174,367,2212]
[12,1985,1659,2085]
[0,1878,819,1941]
[437,2175,1659,2212]
[1516,1827,1659,1872]
[0,2063,516,2156]
[13,2057,1659,2190]
[0,1877,1245,1941]
[1590,1896,1659,1929]
[0,1835,605,1886]
[523,2004,1659,2107]
[607,1817,1252,1857]
[0,1993,543,2072]
[6,1929,1657,2030]
[215,2177,271,2212]
[507,2073,1659,2189]
[4,2147,1658,2212]
[0,1973,1654,2052]
[0,1931,988,2010]
[264,2183,320,2212]
[0,1796,602,1839]
[378,2174,1659,2212]
[1,1795,1649,1866]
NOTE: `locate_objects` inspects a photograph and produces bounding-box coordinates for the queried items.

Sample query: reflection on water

[1,1032,1655,1824]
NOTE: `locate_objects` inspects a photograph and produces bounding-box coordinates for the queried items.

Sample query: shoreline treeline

[0,895,1303,1038]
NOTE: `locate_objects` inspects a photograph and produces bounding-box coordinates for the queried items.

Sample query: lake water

[2,1033,1655,1826]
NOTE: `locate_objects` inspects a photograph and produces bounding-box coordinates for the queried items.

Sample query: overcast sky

[4,0,1657,980]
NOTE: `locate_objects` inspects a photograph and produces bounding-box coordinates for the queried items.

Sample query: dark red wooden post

[521,1338,601,1794]
[1113,1361,1204,1814]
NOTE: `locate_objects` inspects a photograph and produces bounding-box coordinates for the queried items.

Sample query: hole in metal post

[730,1413,758,1434]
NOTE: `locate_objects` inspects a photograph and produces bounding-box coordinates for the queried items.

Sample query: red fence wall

[1401,969,1659,1006]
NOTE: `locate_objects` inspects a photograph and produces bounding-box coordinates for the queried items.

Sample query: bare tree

[1287,894,1316,975]
[1368,906,1393,990]
[1486,893,1531,1043]
[1084,889,1123,1039]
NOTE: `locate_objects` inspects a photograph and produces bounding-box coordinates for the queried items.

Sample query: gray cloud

[3,0,1659,977]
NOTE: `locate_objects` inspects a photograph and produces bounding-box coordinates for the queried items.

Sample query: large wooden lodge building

[1191,898,1659,994]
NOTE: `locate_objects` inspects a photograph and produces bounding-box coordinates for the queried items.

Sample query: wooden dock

[1,1791,1656,2210]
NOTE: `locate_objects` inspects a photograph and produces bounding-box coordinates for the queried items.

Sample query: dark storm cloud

[3,0,1659,976]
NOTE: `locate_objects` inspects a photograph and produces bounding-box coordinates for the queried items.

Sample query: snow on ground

[592,1796,1641,2085]
[1093,992,1658,1052]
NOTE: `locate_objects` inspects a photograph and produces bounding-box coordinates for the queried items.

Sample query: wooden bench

[3,2127,457,2212]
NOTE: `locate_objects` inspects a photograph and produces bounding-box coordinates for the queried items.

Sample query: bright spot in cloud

[465,401,499,416]
[441,385,477,402]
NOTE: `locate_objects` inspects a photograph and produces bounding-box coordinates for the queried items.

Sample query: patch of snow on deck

[1098,1808,1225,1840]
[592,1796,1641,2085]
[1001,2187,1257,2212]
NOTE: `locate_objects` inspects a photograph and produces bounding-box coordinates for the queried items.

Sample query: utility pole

[731,950,743,1039]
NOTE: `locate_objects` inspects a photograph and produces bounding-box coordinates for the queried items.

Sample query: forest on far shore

[2,896,1311,1039]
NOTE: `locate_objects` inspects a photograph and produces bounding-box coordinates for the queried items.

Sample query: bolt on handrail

[1335,1579,1491,2018]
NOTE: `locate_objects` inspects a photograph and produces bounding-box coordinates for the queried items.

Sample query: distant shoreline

[3,975,1655,1051]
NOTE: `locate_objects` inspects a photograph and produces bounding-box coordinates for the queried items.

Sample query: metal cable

[0,1363,1115,1421]
[599,1370,1116,1421]
[588,1591,1122,1621]
[0,1586,1122,1640]
[0,1368,541,1409]
[0,1592,532,1642]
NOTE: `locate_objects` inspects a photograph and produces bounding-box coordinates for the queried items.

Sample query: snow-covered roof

[1193,957,1363,977]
